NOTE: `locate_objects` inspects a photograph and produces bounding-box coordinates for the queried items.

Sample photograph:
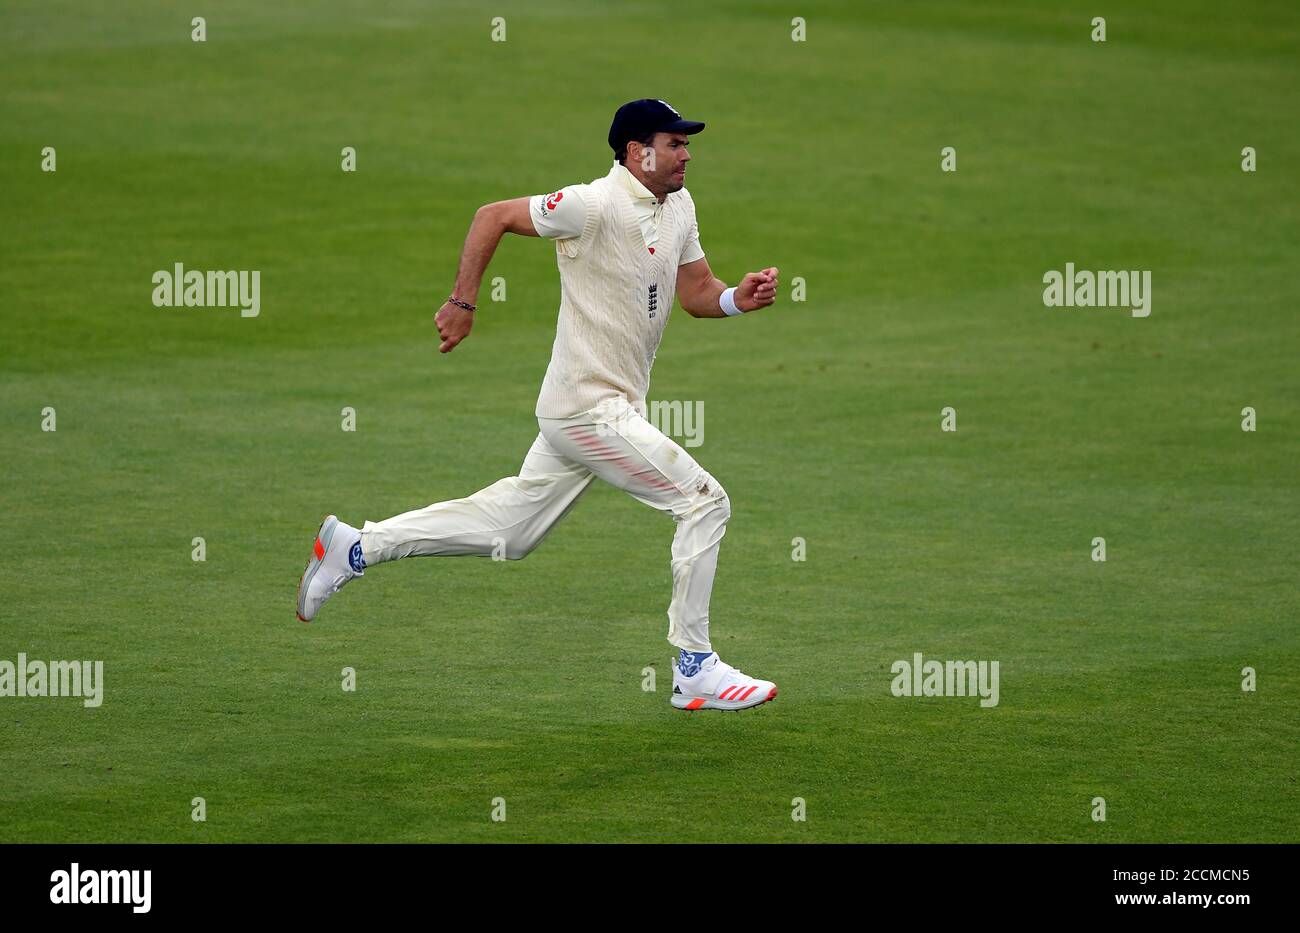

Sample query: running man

[297,99,781,711]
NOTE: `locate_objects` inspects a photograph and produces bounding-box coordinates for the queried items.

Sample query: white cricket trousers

[357,395,729,652]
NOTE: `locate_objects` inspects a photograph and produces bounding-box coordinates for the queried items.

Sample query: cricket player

[297,99,780,711]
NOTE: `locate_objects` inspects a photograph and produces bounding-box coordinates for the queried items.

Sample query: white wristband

[720,286,743,316]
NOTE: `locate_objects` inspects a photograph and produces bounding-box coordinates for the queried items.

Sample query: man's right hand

[435,300,475,353]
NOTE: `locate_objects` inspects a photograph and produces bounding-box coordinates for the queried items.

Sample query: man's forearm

[450,205,508,304]
[686,276,729,317]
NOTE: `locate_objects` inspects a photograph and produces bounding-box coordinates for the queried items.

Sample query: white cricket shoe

[296,515,363,622]
[671,652,777,711]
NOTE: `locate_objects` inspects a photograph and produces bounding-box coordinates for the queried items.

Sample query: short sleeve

[676,214,707,265]
[529,185,592,240]
[678,200,704,265]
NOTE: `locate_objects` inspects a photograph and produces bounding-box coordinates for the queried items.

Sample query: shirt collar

[610,162,663,205]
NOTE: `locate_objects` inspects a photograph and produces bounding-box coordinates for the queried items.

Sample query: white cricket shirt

[527,162,705,418]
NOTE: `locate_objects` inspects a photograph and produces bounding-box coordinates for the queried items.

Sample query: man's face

[629,132,691,195]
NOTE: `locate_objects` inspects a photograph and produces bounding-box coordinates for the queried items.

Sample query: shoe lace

[716,660,754,687]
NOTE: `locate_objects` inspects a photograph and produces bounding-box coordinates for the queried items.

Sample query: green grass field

[2,0,1297,842]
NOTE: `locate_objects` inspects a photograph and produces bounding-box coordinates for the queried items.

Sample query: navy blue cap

[608,99,705,158]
